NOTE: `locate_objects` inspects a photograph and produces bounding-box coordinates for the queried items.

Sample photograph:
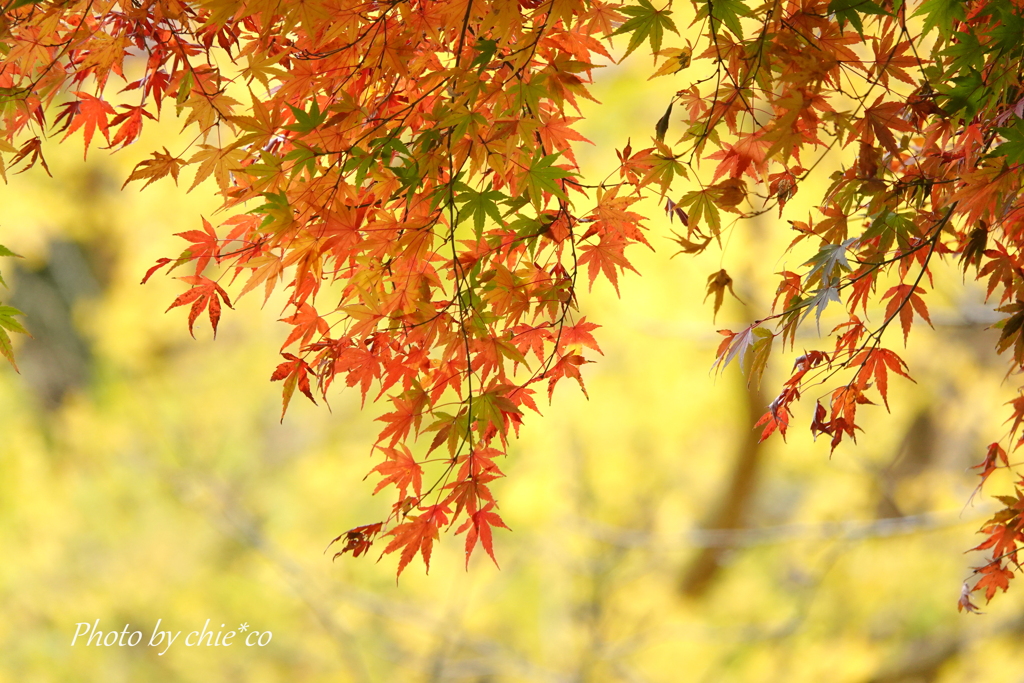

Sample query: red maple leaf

[108,104,155,148]
[706,132,770,181]
[165,275,233,337]
[382,504,450,576]
[376,393,423,446]
[55,92,116,158]
[369,445,423,499]
[456,502,510,568]
[851,347,914,410]
[280,302,330,350]
[270,352,317,419]
[557,317,603,355]
[881,284,932,344]
[174,217,221,276]
[860,96,913,156]
[972,442,1009,486]
[973,562,1015,602]
[577,234,638,294]
[545,353,590,401]
[328,522,383,560]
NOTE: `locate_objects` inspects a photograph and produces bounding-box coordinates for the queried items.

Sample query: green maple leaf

[0,243,17,288]
[0,244,26,371]
[700,0,752,39]
[470,38,499,74]
[799,286,842,330]
[523,153,573,209]
[913,0,965,42]
[284,146,317,179]
[828,0,890,37]
[994,120,1024,166]
[747,327,775,390]
[284,99,327,134]
[936,69,988,120]
[802,238,856,287]
[612,0,678,59]
[676,187,722,237]
[456,186,508,240]
[4,0,46,10]
[0,303,28,372]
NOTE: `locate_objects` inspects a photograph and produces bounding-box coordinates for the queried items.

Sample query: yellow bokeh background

[2,22,1024,683]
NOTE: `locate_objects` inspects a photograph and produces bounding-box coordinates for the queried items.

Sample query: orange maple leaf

[165,275,232,337]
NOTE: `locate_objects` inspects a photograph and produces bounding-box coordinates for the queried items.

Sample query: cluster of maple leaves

[2,0,1024,605]
[673,0,1024,610]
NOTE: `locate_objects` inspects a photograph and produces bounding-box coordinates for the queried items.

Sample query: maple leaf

[522,152,573,209]
[992,301,1024,366]
[755,386,799,442]
[376,393,425,447]
[578,235,638,294]
[141,258,173,285]
[712,325,775,390]
[612,0,678,58]
[772,271,802,314]
[280,302,329,350]
[978,244,1020,303]
[382,504,450,577]
[654,101,673,143]
[972,442,1009,487]
[747,328,775,390]
[536,115,590,166]
[557,318,603,355]
[472,385,523,438]
[974,503,1024,562]
[913,0,965,41]
[172,217,222,277]
[972,562,1015,602]
[510,324,555,363]
[270,352,317,420]
[675,187,722,236]
[187,143,248,192]
[329,342,382,404]
[958,581,984,614]
[108,105,156,149]
[10,137,50,176]
[803,238,856,287]
[851,347,914,410]
[456,503,510,568]
[545,354,591,401]
[711,178,747,211]
[829,0,889,37]
[860,96,913,157]
[881,284,932,345]
[0,303,29,371]
[165,275,233,338]
[369,445,423,499]
[649,46,691,79]
[55,93,116,159]
[669,230,711,256]
[704,269,743,321]
[328,522,383,560]
[707,133,770,182]
[123,148,187,189]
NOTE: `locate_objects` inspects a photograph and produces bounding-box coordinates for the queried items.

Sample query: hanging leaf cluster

[3,0,1024,606]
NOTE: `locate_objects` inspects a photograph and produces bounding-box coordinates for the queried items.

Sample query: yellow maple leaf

[649,47,691,79]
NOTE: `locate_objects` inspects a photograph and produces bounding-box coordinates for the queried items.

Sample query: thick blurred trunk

[680,215,769,598]
[10,239,102,409]
[679,375,765,598]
